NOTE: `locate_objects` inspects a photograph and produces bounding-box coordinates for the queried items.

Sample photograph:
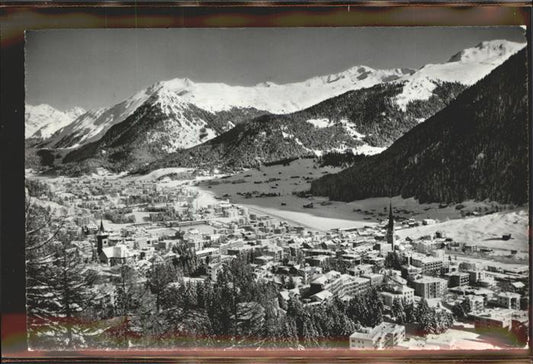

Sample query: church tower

[386,201,395,249]
[96,219,109,257]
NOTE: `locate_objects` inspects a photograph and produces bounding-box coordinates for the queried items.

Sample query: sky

[25,27,526,111]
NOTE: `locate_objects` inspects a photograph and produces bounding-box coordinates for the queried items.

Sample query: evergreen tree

[391,299,407,324]
[385,251,403,269]
[404,301,416,323]
[146,260,179,313]
[452,302,467,319]
[414,299,453,335]
[26,198,96,349]
[172,242,199,276]
[108,263,143,348]
[346,288,384,328]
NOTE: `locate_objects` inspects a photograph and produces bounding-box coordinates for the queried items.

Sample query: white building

[380,286,415,307]
[349,323,405,349]
[413,276,447,299]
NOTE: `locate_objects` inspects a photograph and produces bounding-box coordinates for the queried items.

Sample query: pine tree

[385,251,403,269]
[368,288,384,327]
[172,242,199,276]
[26,197,95,349]
[452,302,466,319]
[146,260,179,313]
[302,320,319,347]
[108,263,143,347]
[391,299,406,324]
[415,299,453,335]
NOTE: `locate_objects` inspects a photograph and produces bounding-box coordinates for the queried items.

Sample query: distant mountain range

[35,66,414,150]
[310,48,529,205]
[25,105,85,139]
[26,39,526,176]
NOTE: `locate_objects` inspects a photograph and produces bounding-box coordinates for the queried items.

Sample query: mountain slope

[142,80,466,172]
[310,48,529,205]
[25,104,85,139]
[61,89,266,171]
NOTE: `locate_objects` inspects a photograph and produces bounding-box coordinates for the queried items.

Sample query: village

[27,170,529,350]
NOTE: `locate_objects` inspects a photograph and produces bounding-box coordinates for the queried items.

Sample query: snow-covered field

[403,324,522,350]
[190,159,529,242]
[397,209,528,252]
[135,167,195,181]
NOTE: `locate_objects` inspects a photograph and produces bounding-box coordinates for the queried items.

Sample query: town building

[413,276,447,299]
[465,295,485,313]
[380,285,415,307]
[410,254,443,276]
[349,323,405,349]
[448,272,470,288]
[496,292,521,310]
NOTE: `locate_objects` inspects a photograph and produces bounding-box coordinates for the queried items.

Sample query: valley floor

[181,159,528,256]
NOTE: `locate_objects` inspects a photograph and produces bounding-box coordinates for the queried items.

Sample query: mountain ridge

[37,39,524,151]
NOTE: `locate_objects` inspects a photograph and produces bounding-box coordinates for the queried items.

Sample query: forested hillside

[311,49,529,205]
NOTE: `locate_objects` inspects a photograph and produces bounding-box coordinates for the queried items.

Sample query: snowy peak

[25,104,86,139]
[307,65,414,87]
[65,106,86,120]
[46,86,155,148]
[447,39,526,63]
[150,65,415,115]
[393,39,526,111]
[37,38,525,149]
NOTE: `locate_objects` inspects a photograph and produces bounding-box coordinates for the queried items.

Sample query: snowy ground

[402,324,524,350]
[187,159,528,241]
[397,209,528,253]
[134,167,194,181]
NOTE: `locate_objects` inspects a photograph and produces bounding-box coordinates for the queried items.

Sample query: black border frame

[1,4,532,362]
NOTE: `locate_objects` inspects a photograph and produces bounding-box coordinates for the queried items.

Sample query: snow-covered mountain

[154,66,415,114]
[42,39,524,152]
[142,80,466,173]
[25,104,85,139]
[33,39,526,175]
[61,88,269,171]
[42,66,415,150]
[393,40,526,111]
[311,47,529,205]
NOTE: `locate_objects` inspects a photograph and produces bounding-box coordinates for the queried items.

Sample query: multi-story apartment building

[496,292,521,310]
[448,272,470,288]
[410,254,443,276]
[465,294,485,313]
[349,323,405,349]
[380,285,415,307]
[413,276,447,299]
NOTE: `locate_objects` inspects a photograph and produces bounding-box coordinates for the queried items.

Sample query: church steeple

[95,217,108,261]
[99,219,105,234]
[387,201,395,249]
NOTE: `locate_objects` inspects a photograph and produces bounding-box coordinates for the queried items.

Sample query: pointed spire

[387,200,395,249]
[99,218,105,233]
